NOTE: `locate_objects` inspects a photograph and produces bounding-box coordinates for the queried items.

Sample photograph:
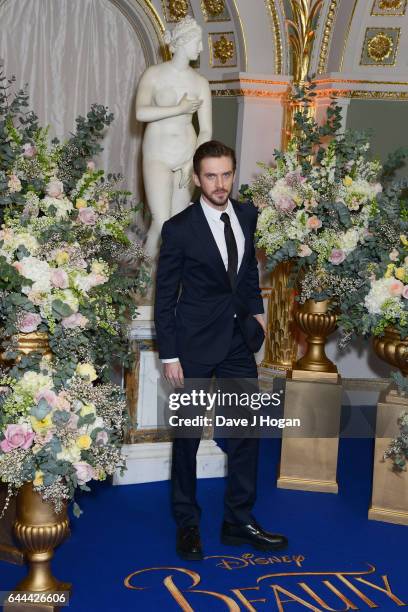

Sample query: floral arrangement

[0,73,148,514]
[242,87,384,305]
[0,368,125,516]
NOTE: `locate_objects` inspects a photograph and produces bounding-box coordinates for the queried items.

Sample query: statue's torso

[143,66,202,168]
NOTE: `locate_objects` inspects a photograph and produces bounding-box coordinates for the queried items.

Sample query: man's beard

[202,188,231,207]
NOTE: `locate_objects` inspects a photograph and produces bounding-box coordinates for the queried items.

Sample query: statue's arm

[135,69,181,123]
[196,77,212,147]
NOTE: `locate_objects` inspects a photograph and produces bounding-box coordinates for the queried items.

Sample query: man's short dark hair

[193,140,236,175]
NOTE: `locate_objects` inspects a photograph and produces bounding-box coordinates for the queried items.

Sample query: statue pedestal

[368,388,408,525]
[277,375,342,493]
[114,310,226,485]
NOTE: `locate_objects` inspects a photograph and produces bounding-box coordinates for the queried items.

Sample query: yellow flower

[400,234,408,247]
[95,468,106,481]
[343,176,353,187]
[31,414,53,433]
[395,267,406,282]
[33,471,44,487]
[76,363,98,382]
[91,261,105,275]
[75,198,87,209]
[76,434,92,450]
[80,403,96,417]
[55,251,69,266]
[385,263,395,278]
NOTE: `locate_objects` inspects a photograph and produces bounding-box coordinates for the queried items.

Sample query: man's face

[193,156,235,207]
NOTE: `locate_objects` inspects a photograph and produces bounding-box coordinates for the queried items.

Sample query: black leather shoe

[221,520,288,551]
[176,526,204,560]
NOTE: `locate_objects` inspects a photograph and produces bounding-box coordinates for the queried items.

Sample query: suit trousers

[171,318,259,527]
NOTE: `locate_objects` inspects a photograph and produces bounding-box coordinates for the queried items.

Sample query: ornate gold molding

[286,0,323,83]
[211,88,287,97]
[315,88,408,100]
[317,0,339,74]
[265,0,284,74]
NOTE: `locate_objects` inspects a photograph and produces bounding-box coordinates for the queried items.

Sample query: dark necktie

[220,212,238,287]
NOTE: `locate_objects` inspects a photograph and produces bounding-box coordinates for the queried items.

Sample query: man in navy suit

[154,141,288,559]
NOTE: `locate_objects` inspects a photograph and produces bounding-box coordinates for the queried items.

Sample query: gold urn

[373,327,408,377]
[292,298,338,379]
[0,331,52,365]
[13,483,70,593]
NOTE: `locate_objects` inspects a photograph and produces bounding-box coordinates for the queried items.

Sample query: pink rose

[95,431,108,446]
[306,216,322,231]
[61,313,89,329]
[35,388,58,408]
[73,461,95,485]
[402,286,408,300]
[389,280,404,297]
[50,268,69,289]
[329,249,346,266]
[46,180,64,199]
[0,424,34,453]
[87,161,96,172]
[275,196,296,214]
[22,143,37,158]
[18,312,42,333]
[78,207,98,225]
[298,244,312,258]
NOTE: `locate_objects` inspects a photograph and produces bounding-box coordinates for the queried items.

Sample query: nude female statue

[135,16,212,261]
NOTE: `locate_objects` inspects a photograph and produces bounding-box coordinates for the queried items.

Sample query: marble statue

[135,16,212,261]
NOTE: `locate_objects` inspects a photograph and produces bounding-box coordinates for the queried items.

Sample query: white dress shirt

[162,197,246,363]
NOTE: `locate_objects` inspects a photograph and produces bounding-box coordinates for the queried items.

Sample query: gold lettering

[282,556,292,563]
[231,586,267,611]
[255,558,270,565]
[190,588,241,610]
[323,580,359,610]
[163,576,194,611]
[124,566,200,591]
[355,575,407,607]
[335,575,378,608]
[299,581,356,611]
[294,556,306,568]
[205,555,249,570]
[270,585,322,612]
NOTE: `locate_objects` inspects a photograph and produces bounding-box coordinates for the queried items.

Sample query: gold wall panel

[371,0,407,15]
[360,27,400,65]
[201,0,230,22]
[208,31,237,67]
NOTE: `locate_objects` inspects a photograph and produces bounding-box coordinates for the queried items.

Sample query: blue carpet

[1,437,407,611]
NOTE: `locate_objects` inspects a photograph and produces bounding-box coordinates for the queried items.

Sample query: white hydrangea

[14,371,54,400]
[19,256,52,294]
[40,196,74,220]
[338,228,360,254]
[364,278,399,315]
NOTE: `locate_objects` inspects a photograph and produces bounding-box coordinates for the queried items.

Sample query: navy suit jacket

[154,198,265,364]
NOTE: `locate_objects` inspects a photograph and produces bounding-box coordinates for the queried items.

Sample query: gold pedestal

[277,376,342,493]
[368,388,408,526]
[0,485,24,565]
